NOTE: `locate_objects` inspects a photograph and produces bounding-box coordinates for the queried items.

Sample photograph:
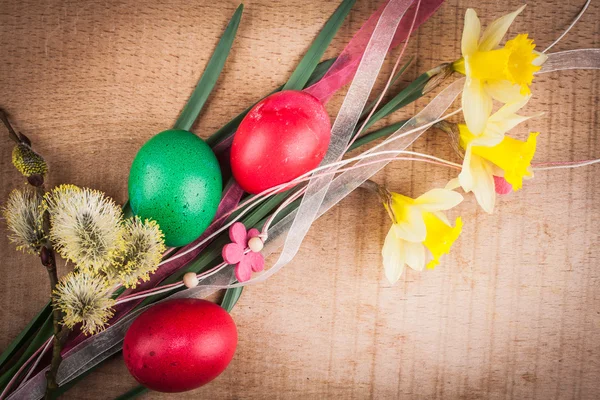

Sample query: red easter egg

[123,298,237,393]
[231,90,331,194]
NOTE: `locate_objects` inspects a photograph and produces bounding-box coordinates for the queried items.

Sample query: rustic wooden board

[1,0,598,398]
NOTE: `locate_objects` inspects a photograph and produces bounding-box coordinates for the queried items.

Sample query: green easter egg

[128,129,222,247]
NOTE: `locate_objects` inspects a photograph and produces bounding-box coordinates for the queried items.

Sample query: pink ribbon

[304,0,445,104]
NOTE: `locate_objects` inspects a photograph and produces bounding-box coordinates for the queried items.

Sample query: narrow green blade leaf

[206,57,336,148]
[221,287,243,312]
[0,302,51,371]
[360,57,413,119]
[360,71,431,133]
[205,96,272,147]
[282,0,356,91]
[113,385,149,400]
[0,315,53,391]
[54,367,100,398]
[305,58,336,87]
[348,119,408,151]
[174,4,244,131]
[122,201,133,219]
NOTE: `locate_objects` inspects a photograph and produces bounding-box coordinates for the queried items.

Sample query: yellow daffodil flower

[454,6,547,135]
[460,95,538,147]
[450,124,539,213]
[446,96,540,213]
[381,188,463,284]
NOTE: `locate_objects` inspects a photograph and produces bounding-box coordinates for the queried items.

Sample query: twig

[0,109,22,144]
[40,245,68,400]
[38,202,69,400]
[2,112,66,398]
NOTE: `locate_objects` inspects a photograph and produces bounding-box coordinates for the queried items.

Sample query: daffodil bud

[12,143,47,179]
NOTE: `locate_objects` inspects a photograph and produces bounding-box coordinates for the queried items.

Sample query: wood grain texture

[0,0,599,398]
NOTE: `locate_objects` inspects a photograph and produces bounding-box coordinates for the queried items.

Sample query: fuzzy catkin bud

[12,143,47,178]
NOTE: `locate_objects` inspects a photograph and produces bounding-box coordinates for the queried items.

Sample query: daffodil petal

[493,94,531,117]
[382,228,405,284]
[478,5,526,52]
[404,241,426,271]
[470,127,505,147]
[533,51,548,66]
[393,207,427,243]
[433,211,451,226]
[445,178,461,191]
[462,9,481,57]
[484,80,525,104]
[458,144,474,192]
[414,188,464,212]
[477,96,540,145]
[484,115,533,144]
[462,77,492,135]
[470,155,496,213]
[525,166,535,180]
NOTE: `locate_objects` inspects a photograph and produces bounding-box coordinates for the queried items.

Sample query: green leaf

[173,4,244,131]
[113,385,148,400]
[205,96,271,148]
[360,57,413,120]
[122,201,133,219]
[282,0,356,91]
[359,70,431,133]
[348,119,408,151]
[205,57,336,148]
[0,302,51,371]
[305,58,336,87]
[221,287,243,312]
[0,314,53,391]
[54,366,100,398]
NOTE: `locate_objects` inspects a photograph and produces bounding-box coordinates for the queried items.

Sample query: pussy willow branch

[40,218,69,400]
[1,110,68,399]
[0,109,21,144]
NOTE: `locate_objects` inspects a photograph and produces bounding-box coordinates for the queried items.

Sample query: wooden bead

[183,272,199,288]
[248,237,264,253]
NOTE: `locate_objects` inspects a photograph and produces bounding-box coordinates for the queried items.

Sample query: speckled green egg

[128,129,222,247]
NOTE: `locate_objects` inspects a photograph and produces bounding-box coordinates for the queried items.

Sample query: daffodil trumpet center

[471,133,538,190]
[458,123,538,191]
[423,213,462,269]
[454,34,541,95]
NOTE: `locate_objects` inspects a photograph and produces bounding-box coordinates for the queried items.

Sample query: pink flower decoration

[493,175,513,195]
[222,222,265,282]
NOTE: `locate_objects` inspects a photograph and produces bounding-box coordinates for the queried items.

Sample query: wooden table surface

[1,0,599,398]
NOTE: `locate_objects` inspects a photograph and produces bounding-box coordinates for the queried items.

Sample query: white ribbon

[539,48,600,73]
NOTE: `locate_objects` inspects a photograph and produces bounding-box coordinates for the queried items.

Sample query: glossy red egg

[230,90,331,194]
[123,299,237,393]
